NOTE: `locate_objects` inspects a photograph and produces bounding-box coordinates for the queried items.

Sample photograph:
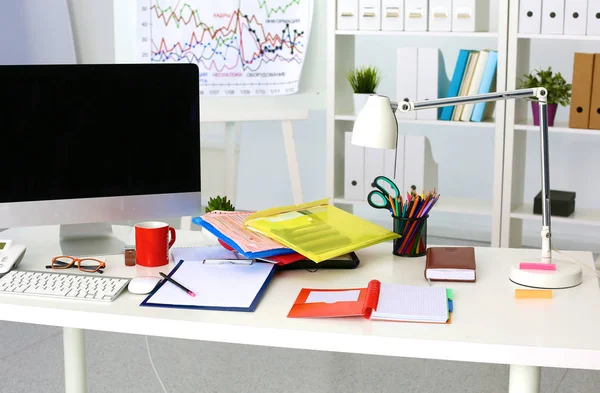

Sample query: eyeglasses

[46,256,106,273]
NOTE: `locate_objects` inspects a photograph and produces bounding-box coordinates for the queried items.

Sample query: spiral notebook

[288,281,452,323]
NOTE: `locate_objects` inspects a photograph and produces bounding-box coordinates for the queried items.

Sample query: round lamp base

[509,260,583,289]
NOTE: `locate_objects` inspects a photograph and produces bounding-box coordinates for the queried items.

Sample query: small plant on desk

[205,195,235,213]
[347,65,381,115]
[518,67,571,127]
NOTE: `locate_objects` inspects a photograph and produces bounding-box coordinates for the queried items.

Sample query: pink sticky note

[519,262,557,271]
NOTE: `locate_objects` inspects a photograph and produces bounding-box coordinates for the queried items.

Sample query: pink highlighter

[519,262,557,271]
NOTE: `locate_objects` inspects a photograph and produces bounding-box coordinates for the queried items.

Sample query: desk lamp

[352,89,582,289]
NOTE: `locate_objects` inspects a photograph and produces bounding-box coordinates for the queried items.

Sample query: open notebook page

[370,284,448,323]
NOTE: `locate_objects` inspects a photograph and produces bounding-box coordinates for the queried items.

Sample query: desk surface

[2,225,600,370]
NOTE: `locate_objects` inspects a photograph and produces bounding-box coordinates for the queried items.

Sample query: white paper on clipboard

[141,260,275,311]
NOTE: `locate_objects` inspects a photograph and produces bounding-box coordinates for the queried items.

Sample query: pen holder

[392,215,428,257]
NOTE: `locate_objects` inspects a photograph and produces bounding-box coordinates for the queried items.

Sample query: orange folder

[569,53,595,129]
[589,54,600,130]
[287,283,376,319]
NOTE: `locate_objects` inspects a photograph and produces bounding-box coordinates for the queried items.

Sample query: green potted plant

[205,195,235,213]
[347,65,381,115]
[518,67,571,126]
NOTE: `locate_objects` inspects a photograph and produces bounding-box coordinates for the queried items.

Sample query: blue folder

[471,51,498,122]
[192,216,295,259]
[440,49,472,121]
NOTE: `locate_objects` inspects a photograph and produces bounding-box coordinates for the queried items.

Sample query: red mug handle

[167,227,176,250]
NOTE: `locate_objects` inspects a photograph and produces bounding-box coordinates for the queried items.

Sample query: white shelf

[510,204,600,227]
[518,33,600,41]
[334,196,493,216]
[514,120,600,136]
[336,30,498,39]
[335,114,496,128]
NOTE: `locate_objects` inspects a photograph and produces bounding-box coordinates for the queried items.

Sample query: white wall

[36,1,600,252]
[0,0,75,64]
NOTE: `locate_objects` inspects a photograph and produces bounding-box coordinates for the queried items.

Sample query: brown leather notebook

[425,247,476,282]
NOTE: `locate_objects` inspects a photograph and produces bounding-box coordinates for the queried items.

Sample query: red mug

[135,221,176,267]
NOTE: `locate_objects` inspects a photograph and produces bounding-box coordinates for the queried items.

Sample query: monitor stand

[59,223,125,256]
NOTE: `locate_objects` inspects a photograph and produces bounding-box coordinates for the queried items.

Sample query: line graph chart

[137,0,314,96]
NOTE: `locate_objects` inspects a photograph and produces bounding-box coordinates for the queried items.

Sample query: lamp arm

[396,88,548,112]
[396,87,552,263]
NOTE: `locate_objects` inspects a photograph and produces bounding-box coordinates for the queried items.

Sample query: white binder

[587,1,600,35]
[396,47,418,120]
[519,0,542,34]
[417,48,439,120]
[394,135,406,192]
[383,148,397,182]
[404,0,428,31]
[381,0,404,31]
[541,0,565,34]
[429,0,452,32]
[364,147,385,198]
[344,132,365,200]
[404,136,438,195]
[452,0,489,32]
[460,50,489,121]
[337,0,359,30]
[359,0,382,30]
[383,136,405,194]
[564,0,588,35]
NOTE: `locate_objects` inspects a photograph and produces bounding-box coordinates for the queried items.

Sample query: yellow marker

[514,289,552,299]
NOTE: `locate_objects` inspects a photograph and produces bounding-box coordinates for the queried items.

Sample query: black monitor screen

[0,64,200,203]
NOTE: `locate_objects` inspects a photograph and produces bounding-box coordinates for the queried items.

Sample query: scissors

[367,176,400,214]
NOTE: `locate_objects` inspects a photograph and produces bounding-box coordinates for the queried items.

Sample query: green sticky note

[446,288,453,300]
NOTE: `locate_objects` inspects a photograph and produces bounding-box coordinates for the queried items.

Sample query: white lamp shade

[351,95,398,149]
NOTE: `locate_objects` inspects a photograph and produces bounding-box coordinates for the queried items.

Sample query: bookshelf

[326,0,509,246]
[501,1,600,249]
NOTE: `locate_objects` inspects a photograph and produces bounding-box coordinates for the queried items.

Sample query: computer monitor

[0,63,201,254]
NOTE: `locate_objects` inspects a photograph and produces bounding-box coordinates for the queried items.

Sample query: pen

[159,272,196,297]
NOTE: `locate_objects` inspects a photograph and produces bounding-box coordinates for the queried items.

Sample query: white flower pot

[353,93,371,115]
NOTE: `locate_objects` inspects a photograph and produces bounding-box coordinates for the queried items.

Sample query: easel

[180,108,308,230]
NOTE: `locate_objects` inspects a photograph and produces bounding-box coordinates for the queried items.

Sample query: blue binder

[440,49,472,121]
[471,51,498,122]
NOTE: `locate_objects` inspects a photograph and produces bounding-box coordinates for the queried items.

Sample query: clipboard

[140,259,276,312]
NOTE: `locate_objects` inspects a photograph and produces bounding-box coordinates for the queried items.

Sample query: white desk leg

[224,121,240,203]
[281,120,303,205]
[63,327,87,393]
[509,365,541,393]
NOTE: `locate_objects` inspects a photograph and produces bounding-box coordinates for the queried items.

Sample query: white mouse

[128,276,162,295]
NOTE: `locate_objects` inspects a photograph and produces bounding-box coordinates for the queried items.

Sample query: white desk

[1,225,600,393]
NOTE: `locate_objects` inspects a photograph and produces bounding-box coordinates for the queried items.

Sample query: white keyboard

[0,270,130,302]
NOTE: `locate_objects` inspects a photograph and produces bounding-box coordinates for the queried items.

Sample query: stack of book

[440,49,499,122]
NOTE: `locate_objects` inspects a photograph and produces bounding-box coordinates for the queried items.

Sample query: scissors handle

[371,176,400,199]
[367,190,392,211]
